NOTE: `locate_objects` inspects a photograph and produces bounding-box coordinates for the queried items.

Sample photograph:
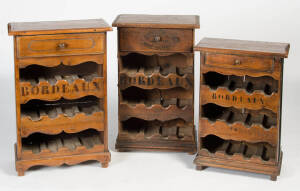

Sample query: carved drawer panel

[17,33,105,58]
[205,53,274,72]
[118,28,193,52]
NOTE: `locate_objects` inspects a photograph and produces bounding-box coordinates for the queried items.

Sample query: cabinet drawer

[17,33,105,58]
[205,53,274,72]
[119,28,193,52]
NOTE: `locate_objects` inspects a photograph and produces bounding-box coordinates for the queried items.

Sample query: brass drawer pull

[57,43,67,49]
[234,59,241,65]
[153,36,161,42]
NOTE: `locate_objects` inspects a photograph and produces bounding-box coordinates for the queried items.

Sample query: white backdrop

[0,0,299,190]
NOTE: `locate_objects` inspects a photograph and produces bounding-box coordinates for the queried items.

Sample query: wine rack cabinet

[194,38,290,180]
[113,14,199,152]
[8,19,112,176]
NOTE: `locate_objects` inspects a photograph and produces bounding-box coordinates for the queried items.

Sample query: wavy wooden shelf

[119,103,193,122]
[119,118,194,141]
[201,62,281,80]
[17,54,104,68]
[119,71,193,90]
[200,118,277,146]
[21,99,104,137]
[20,75,104,104]
[21,130,104,160]
[201,85,279,112]
[199,137,276,165]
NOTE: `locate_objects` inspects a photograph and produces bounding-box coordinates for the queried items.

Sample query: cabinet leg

[17,170,25,176]
[270,175,277,181]
[196,165,206,171]
[101,162,109,168]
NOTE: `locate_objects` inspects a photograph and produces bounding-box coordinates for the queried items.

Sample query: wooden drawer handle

[57,43,67,49]
[234,59,241,65]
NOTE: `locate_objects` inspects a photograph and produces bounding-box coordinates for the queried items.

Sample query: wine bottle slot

[201,135,275,161]
[203,72,278,95]
[202,103,277,129]
[120,52,192,76]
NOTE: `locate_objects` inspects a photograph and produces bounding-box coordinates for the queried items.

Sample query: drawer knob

[57,43,67,49]
[154,36,161,42]
[234,59,241,65]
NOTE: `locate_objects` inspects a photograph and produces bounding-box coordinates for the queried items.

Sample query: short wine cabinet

[194,38,290,180]
[8,19,112,175]
[113,14,199,152]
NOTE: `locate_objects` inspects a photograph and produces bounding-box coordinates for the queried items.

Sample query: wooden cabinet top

[8,19,112,36]
[194,38,290,58]
[112,14,200,29]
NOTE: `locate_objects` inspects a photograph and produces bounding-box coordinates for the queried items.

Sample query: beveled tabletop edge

[112,14,200,29]
[8,19,113,36]
[194,37,290,58]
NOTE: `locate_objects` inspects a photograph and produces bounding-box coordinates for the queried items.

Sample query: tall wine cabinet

[8,19,112,176]
[113,14,199,152]
[193,38,290,180]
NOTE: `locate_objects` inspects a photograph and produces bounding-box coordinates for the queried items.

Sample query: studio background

[0,0,299,190]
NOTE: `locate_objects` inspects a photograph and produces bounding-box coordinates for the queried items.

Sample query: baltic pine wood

[9,19,111,176]
[114,14,199,153]
[194,38,289,181]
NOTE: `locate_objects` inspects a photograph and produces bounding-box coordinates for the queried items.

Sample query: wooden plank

[8,19,112,36]
[112,14,200,29]
[195,38,290,58]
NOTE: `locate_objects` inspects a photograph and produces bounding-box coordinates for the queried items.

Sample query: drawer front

[205,53,274,72]
[17,33,105,58]
[119,28,193,52]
